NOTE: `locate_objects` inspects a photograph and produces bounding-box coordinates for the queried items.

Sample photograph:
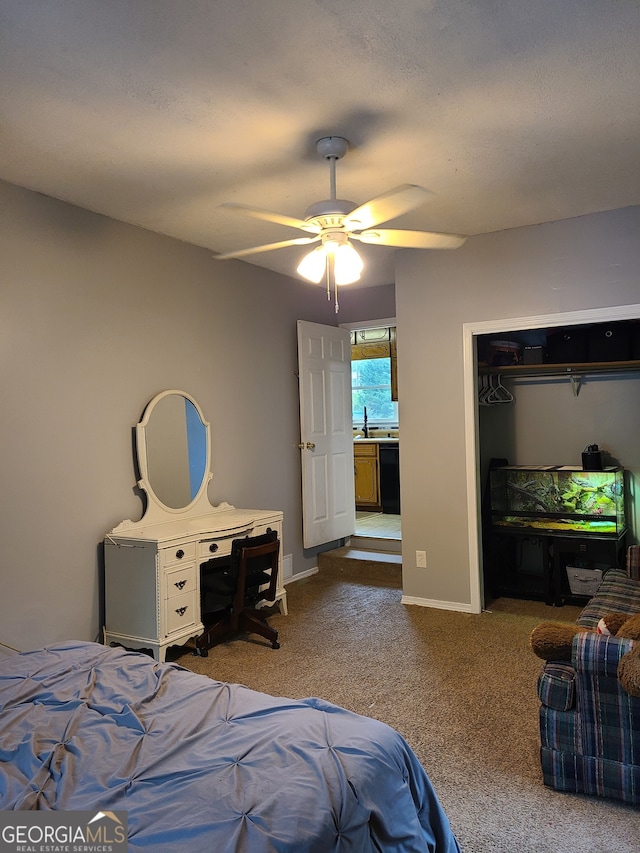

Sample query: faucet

[362,406,369,438]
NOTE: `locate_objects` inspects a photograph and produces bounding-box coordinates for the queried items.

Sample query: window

[352,357,398,426]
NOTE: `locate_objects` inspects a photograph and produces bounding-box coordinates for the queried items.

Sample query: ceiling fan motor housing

[303,198,358,229]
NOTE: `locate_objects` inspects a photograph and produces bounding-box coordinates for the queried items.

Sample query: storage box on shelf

[477,321,640,394]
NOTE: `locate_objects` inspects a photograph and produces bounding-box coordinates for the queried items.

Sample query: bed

[0,641,460,852]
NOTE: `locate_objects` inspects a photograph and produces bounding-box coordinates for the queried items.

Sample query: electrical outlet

[416,550,427,568]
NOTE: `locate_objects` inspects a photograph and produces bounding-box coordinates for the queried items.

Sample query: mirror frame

[136,389,214,523]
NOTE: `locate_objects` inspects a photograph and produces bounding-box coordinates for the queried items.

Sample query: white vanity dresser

[104,390,286,662]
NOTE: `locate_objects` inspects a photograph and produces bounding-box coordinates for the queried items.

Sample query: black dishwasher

[379,444,400,514]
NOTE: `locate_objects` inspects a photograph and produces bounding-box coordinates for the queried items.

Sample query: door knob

[298,442,316,450]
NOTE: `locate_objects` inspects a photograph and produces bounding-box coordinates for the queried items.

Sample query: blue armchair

[538,631,640,804]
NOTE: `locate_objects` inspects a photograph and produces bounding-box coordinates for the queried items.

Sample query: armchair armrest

[573,632,635,678]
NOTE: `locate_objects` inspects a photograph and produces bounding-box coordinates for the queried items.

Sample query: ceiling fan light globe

[297,246,326,283]
[334,242,363,285]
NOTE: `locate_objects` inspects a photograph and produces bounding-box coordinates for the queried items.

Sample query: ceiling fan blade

[215,235,319,261]
[355,228,467,249]
[342,184,431,231]
[219,202,320,234]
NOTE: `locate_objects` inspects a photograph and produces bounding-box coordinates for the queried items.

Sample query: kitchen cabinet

[354,442,381,510]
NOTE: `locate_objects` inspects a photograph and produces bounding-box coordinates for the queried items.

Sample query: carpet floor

[171,559,638,853]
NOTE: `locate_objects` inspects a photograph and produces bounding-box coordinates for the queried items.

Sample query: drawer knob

[175,606,188,617]
[175,549,185,560]
[174,579,187,590]
[209,543,219,553]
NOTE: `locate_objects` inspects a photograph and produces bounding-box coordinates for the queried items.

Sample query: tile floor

[355,511,401,540]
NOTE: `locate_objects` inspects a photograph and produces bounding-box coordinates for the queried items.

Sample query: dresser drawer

[164,563,197,599]
[251,523,280,538]
[159,542,196,568]
[165,589,197,635]
[198,529,253,561]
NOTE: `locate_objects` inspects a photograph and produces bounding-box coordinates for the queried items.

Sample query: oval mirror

[137,390,210,512]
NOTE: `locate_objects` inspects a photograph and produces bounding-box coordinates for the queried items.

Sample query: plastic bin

[566,566,603,597]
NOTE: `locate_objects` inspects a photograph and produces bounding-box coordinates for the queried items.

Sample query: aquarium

[489,466,626,537]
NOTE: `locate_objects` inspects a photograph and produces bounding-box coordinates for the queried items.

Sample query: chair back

[232,529,280,608]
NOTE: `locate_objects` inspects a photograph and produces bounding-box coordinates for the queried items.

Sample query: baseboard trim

[401,595,475,613]
[285,566,319,585]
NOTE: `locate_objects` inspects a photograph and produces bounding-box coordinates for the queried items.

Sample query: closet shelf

[478,359,640,397]
[479,359,640,379]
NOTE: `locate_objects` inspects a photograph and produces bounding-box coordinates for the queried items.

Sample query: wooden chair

[195,529,280,656]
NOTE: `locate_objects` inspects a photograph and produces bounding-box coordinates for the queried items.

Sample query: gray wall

[4,174,637,646]
[0,179,395,652]
[395,206,640,608]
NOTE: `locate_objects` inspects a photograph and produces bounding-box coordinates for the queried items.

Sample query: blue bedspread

[0,642,460,852]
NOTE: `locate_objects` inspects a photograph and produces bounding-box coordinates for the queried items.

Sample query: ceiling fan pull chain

[326,253,331,302]
[327,253,339,313]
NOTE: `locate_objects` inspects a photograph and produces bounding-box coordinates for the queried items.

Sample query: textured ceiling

[1,0,639,287]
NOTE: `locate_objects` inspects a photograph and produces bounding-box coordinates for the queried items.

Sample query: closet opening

[463,303,640,615]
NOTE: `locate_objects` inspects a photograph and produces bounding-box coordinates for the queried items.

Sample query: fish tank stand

[485,529,554,605]
[485,528,627,606]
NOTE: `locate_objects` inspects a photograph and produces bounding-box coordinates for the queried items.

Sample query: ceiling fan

[216,136,466,311]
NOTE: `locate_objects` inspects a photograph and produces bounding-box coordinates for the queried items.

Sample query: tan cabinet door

[354,444,380,508]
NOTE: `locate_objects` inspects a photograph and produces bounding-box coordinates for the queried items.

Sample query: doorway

[342,316,402,546]
[463,302,640,614]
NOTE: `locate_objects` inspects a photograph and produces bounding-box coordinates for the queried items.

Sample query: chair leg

[239,609,280,649]
[195,611,236,656]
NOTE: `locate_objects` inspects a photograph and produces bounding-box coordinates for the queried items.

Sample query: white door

[297,320,356,548]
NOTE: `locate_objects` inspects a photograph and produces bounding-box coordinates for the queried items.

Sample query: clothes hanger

[492,374,514,404]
